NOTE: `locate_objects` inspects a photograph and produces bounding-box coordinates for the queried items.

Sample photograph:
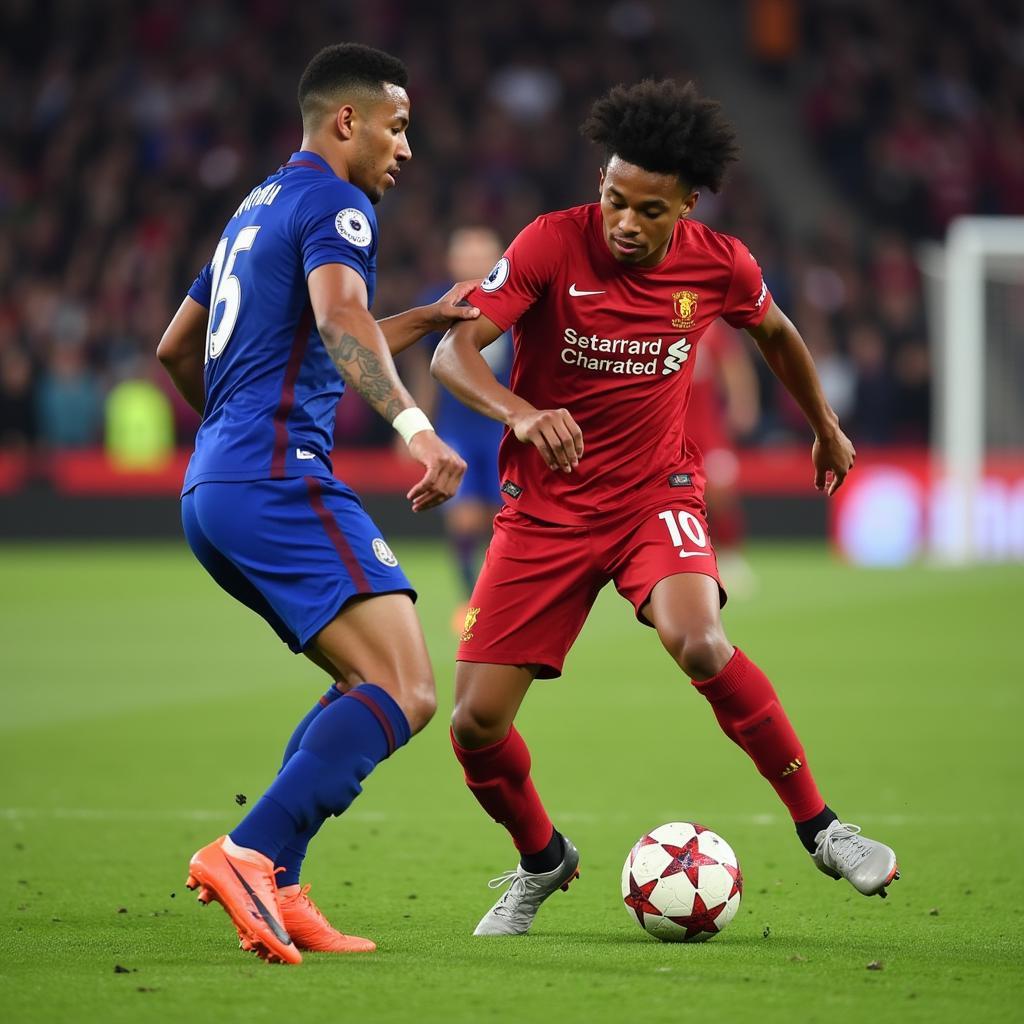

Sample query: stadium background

[3,2,1023,1022]
[4,0,1022,546]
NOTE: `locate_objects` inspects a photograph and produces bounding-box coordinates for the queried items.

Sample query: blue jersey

[183,151,377,493]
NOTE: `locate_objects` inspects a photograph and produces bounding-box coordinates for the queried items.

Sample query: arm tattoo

[324,331,404,422]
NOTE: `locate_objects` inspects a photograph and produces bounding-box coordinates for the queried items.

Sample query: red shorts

[457,499,725,679]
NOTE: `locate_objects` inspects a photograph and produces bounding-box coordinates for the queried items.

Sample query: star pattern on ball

[724,862,743,900]
[667,890,726,940]
[629,833,659,868]
[660,835,719,887]
[623,871,662,927]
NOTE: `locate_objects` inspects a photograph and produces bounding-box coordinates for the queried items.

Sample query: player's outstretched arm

[308,263,465,511]
[746,301,855,495]
[376,280,482,356]
[433,317,584,473]
[157,296,208,415]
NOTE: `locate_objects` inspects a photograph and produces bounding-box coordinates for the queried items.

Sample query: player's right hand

[406,431,467,512]
[812,424,856,496]
[511,407,584,473]
[424,280,482,328]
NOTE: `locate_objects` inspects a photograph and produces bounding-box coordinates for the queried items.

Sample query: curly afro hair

[298,43,408,126]
[580,79,739,193]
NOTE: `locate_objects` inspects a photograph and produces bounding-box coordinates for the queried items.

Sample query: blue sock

[274,685,344,887]
[230,683,411,863]
[281,684,344,765]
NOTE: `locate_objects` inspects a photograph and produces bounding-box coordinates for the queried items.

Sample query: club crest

[672,290,698,329]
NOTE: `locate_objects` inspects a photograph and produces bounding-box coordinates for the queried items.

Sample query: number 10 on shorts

[658,510,709,558]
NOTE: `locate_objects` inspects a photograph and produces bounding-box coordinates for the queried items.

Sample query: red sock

[451,726,554,855]
[692,648,825,823]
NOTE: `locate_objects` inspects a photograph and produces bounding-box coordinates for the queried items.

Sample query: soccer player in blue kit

[407,227,512,613]
[156,44,479,964]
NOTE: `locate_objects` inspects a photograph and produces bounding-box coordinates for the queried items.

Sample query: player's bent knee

[397,679,437,736]
[661,627,732,681]
[450,700,510,749]
[681,632,732,681]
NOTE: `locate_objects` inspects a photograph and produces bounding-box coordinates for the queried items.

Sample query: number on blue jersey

[206,226,261,362]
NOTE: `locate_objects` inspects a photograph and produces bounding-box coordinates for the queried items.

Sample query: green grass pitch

[2,540,1022,1023]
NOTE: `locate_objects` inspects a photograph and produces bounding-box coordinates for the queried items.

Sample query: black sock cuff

[519,828,563,874]
[795,805,838,854]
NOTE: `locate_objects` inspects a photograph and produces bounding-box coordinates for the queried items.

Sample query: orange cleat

[278,883,376,953]
[186,835,302,965]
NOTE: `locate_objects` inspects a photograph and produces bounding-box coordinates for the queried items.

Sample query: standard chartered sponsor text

[561,326,682,375]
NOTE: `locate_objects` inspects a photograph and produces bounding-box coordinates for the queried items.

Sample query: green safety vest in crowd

[105,379,174,468]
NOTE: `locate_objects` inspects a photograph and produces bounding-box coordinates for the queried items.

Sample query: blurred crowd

[788,0,1024,445]
[1,0,1020,455]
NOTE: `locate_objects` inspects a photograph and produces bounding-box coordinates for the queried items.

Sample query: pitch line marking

[0,808,1009,827]
[0,807,388,823]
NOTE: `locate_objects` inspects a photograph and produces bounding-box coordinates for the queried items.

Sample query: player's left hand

[406,430,467,511]
[812,426,856,496]
[424,280,482,328]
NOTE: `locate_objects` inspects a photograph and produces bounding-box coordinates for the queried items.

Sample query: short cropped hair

[298,43,409,127]
[580,79,739,193]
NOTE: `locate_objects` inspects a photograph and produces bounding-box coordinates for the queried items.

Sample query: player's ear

[598,165,605,198]
[335,104,357,141]
[679,190,699,220]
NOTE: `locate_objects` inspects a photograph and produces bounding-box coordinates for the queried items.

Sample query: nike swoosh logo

[678,550,710,559]
[569,283,605,297]
[227,861,294,947]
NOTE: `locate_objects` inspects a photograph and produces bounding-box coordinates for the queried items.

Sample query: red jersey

[469,203,771,524]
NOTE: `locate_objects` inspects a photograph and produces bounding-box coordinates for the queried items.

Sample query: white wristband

[393,407,434,446]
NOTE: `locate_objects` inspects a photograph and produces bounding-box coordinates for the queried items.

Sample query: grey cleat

[813,821,900,897]
[473,837,581,936]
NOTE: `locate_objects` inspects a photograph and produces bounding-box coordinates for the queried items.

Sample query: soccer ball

[621,822,743,942]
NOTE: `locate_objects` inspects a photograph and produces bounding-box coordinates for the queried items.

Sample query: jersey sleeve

[187,262,213,308]
[721,238,772,328]
[468,217,560,331]
[296,181,378,285]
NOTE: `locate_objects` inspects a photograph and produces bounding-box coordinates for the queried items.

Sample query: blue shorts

[443,430,502,506]
[181,476,415,654]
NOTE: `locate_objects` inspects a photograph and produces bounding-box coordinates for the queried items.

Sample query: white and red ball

[621,822,743,942]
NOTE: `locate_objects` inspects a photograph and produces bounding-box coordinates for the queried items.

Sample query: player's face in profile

[598,156,698,268]
[351,83,412,204]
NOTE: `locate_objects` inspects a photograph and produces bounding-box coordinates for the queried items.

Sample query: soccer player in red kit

[432,80,899,937]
